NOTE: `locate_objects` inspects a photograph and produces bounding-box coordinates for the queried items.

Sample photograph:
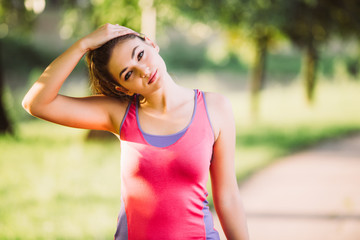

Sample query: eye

[137,50,144,61]
[125,71,132,81]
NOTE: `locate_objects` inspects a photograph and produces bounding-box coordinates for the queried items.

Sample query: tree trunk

[140,0,157,41]
[0,39,13,135]
[250,36,268,120]
[304,42,318,104]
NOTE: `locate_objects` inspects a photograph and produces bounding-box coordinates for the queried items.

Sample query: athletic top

[115,90,220,240]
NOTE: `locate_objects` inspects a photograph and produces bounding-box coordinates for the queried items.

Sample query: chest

[120,135,213,185]
[119,90,214,184]
[137,100,195,135]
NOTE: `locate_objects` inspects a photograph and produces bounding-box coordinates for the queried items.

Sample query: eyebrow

[119,45,139,79]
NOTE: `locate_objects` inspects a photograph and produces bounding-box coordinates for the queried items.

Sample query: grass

[1,77,360,239]
[0,123,121,239]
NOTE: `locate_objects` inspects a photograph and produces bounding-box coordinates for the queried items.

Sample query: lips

[148,69,158,84]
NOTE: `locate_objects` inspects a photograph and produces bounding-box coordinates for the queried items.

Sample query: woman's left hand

[78,23,138,52]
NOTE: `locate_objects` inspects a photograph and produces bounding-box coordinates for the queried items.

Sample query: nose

[139,66,151,78]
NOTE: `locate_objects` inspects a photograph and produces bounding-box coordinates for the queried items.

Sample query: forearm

[22,40,87,114]
[214,192,249,240]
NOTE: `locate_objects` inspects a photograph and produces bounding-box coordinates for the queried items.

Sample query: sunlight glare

[24,0,46,14]
[60,24,73,40]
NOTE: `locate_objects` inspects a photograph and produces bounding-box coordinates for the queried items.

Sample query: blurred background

[0,0,360,239]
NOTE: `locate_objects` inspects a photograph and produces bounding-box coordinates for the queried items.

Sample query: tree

[0,0,42,134]
[329,0,360,78]
[157,0,283,119]
[234,1,282,119]
[0,34,11,134]
[162,0,360,111]
[277,0,360,103]
[277,0,333,104]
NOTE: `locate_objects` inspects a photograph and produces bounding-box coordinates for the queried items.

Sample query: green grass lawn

[0,123,121,239]
[1,78,360,239]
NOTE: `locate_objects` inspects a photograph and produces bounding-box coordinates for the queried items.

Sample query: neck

[141,72,190,113]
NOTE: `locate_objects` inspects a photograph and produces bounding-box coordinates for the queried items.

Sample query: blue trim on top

[114,198,128,240]
[202,91,215,143]
[142,128,187,148]
[119,101,132,137]
[202,197,220,240]
[136,89,198,147]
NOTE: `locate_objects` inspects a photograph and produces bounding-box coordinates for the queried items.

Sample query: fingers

[103,23,138,37]
[84,23,141,51]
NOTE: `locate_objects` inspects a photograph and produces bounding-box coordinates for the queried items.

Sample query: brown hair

[85,34,145,102]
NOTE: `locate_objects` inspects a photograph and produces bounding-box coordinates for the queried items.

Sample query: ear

[115,85,134,96]
[145,36,160,52]
[154,44,160,52]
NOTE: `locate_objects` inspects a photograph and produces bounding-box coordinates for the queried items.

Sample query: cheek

[158,56,167,71]
[150,52,165,69]
[147,48,161,62]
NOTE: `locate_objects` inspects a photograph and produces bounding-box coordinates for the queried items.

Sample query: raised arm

[22,24,134,133]
[205,92,249,240]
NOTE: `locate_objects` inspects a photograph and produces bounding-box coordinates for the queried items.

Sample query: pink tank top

[115,90,220,240]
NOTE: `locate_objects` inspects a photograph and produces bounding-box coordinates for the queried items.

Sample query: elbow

[22,95,32,113]
[22,83,51,117]
[22,95,41,116]
[214,191,241,210]
[213,188,244,218]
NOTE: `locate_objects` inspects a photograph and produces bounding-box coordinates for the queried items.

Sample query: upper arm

[204,92,238,201]
[24,94,128,134]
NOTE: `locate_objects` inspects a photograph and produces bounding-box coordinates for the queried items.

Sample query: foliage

[59,0,142,39]
[274,0,360,103]
[2,36,56,75]
[326,0,360,39]
[0,0,38,35]
[279,0,332,48]
[159,29,247,72]
[159,0,281,61]
[274,0,360,50]
[0,0,44,135]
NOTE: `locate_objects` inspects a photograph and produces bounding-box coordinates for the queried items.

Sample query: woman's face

[108,37,165,96]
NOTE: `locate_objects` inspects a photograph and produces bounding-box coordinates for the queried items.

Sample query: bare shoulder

[92,94,129,107]
[203,91,232,111]
[82,94,129,114]
[91,95,131,132]
[203,91,234,140]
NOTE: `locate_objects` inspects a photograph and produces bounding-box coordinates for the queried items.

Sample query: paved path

[213,133,360,240]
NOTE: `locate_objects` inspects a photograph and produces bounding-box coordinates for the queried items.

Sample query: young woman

[22,23,249,240]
